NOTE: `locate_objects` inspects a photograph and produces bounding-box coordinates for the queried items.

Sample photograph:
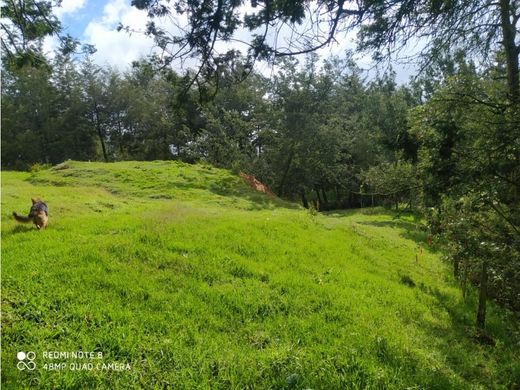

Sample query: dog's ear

[31,198,37,204]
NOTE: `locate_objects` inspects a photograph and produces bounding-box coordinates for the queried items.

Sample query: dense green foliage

[2,161,519,388]
[409,63,520,315]
[1,0,60,69]
[1,52,417,211]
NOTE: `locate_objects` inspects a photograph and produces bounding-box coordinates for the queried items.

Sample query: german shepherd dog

[13,198,49,229]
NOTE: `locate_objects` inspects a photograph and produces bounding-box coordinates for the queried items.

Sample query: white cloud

[42,35,60,59]
[55,0,87,18]
[101,0,129,24]
[84,0,157,69]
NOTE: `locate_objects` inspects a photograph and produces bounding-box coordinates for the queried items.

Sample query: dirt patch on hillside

[240,173,275,197]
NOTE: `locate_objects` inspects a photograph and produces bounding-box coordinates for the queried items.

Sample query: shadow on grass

[418,284,520,384]
[359,219,439,248]
[420,283,474,327]
[4,224,35,236]
[359,219,443,253]
[376,279,520,387]
[244,195,300,211]
[323,206,394,218]
[209,179,300,211]
[323,207,442,252]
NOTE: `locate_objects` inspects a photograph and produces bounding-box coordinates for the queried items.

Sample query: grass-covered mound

[2,161,519,389]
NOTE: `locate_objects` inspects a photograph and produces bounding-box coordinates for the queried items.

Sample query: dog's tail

[13,212,32,223]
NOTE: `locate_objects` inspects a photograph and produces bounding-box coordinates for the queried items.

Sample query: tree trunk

[461,259,468,300]
[97,123,108,162]
[300,190,309,208]
[476,260,488,329]
[499,0,520,104]
[315,186,322,205]
[36,117,50,163]
[94,106,108,162]
[277,147,294,196]
[321,188,328,205]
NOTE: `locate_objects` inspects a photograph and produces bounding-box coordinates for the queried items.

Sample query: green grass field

[2,161,519,389]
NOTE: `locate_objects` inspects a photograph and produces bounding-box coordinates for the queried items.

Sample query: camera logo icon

[17,351,36,371]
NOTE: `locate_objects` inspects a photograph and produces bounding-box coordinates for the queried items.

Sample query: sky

[46,0,416,83]
[45,0,157,69]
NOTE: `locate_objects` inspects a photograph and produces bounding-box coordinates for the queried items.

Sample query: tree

[1,0,60,69]
[1,0,93,70]
[80,58,112,162]
[362,161,419,211]
[130,0,519,105]
[1,65,57,168]
[122,63,198,160]
[49,52,98,161]
[128,0,362,86]
[410,64,520,328]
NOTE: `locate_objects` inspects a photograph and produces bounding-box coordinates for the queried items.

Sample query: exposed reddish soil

[239,172,275,197]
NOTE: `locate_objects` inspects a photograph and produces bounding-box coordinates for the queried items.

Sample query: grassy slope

[1,161,519,389]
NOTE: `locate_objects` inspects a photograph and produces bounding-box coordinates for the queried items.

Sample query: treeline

[1,52,419,209]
